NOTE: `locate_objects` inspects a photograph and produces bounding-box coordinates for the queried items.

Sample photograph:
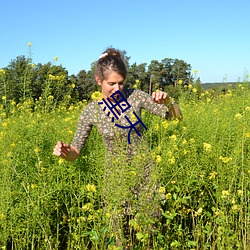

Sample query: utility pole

[149,75,152,95]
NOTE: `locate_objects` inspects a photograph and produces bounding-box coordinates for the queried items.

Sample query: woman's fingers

[53,141,70,157]
[152,91,170,104]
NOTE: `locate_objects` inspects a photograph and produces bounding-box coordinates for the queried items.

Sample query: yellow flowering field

[0,83,249,249]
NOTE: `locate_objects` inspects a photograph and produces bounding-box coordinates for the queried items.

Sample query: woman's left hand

[152,91,171,104]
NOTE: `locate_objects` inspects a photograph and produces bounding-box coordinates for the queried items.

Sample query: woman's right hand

[53,141,80,161]
[53,141,71,158]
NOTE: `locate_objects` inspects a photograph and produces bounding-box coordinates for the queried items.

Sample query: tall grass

[0,83,249,249]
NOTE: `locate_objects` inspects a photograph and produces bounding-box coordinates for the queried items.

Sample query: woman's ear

[95,76,102,86]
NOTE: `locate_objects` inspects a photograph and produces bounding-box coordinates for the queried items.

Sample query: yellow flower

[171,119,179,126]
[169,134,177,141]
[178,79,183,85]
[48,74,55,80]
[219,156,232,164]
[237,189,243,196]
[34,147,41,153]
[155,155,162,164]
[2,122,8,127]
[214,209,223,216]
[130,171,136,176]
[91,91,103,101]
[0,213,5,221]
[222,190,230,197]
[135,79,140,83]
[192,88,197,93]
[10,100,16,106]
[165,193,172,199]
[208,171,217,180]
[86,184,96,193]
[193,69,198,74]
[54,56,58,62]
[168,156,175,165]
[71,83,75,89]
[195,207,203,216]
[159,186,166,194]
[154,123,159,131]
[48,95,54,100]
[182,139,187,145]
[232,204,239,211]
[133,84,138,89]
[58,158,65,165]
[2,96,6,100]
[81,203,93,212]
[188,84,193,89]
[162,120,168,128]
[203,142,212,152]
[105,212,111,218]
[87,215,94,221]
[245,106,250,112]
[28,42,32,47]
[0,69,6,75]
[189,138,195,144]
[234,113,242,120]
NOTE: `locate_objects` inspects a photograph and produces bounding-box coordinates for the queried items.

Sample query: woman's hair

[95,48,127,81]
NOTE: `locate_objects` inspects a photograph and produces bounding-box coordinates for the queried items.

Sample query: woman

[53,47,182,246]
[53,48,182,159]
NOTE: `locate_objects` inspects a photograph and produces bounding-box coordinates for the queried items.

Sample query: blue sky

[1,0,249,83]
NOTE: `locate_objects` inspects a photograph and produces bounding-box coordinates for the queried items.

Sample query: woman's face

[96,71,125,101]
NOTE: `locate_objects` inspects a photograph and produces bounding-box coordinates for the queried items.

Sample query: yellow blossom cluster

[203,142,212,152]
[86,184,97,193]
[234,113,243,120]
[222,190,230,197]
[194,207,203,216]
[208,171,217,180]
[219,156,232,164]
[48,74,66,81]
[158,186,166,194]
[161,120,168,128]
[91,91,103,101]
[0,69,6,75]
[178,79,183,85]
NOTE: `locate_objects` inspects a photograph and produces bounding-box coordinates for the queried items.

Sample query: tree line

[0,51,200,106]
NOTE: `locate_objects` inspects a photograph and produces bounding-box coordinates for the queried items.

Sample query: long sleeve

[128,89,169,119]
[71,103,94,152]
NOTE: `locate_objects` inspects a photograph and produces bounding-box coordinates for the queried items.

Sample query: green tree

[4,55,33,102]
[77,68,98,101]
[127,63,149,92]
[171,59,192,86]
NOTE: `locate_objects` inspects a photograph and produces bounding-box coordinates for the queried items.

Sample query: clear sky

[1,0,249,83]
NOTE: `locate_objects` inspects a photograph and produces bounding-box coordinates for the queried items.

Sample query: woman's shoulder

[80,101,100,115]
